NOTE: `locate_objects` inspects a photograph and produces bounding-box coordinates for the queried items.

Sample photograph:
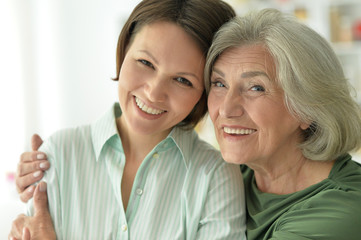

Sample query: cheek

[181,91,203,114]
[255,105,300,139]
[118,62,143,92]
[249,98,285,124]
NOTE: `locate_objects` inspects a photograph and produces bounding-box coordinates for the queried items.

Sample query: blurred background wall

[1,0,360,238]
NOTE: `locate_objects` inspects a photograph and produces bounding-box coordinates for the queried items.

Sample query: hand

[16,134,50,203]
[8,182,56,240]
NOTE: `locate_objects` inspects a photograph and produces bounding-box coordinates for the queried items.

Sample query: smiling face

[118,21,205,139]
[208,44,308,167]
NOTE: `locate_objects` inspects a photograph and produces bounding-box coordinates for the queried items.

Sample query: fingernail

[27,185,35,193]
[40,162,49,169]
[33,170,41,178]
[37,153,45,159]
[39,182,47,192]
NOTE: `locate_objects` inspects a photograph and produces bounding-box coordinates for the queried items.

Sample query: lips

[135,96,166,115]
[223,126,256,135]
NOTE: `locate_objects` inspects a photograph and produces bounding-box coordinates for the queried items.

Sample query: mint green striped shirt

[27,103,246,239]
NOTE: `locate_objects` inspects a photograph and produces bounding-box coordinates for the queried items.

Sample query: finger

[31,134,43,151]
[21,228,31,240]
[20,151,47,163]
[19,185,36,203]
[9,215,26,240]
[16,170,44,193]
[33,182,50,217]
[17,160,49,178]
[17,160,50,178]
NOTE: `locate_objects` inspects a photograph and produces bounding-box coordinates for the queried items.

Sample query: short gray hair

[205,8,361,161]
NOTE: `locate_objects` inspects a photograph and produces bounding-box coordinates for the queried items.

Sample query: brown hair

[114,0,235,128]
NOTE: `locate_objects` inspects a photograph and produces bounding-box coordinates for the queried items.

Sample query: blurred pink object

[353,19,361,40]
[6,172,15,183]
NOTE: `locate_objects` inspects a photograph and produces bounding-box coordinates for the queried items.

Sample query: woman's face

[208,44,308,166]
[118,21,205,137]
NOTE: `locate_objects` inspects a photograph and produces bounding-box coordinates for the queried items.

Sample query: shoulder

[180,130,243,185]
[185,130,237,169]
[39,124,93,164]
[330,155,361,191]
[43,124,92,148]
[276,184,361,239]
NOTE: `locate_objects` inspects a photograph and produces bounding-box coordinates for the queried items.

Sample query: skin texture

[208,44,307,168]
[8,182,55,240]
[116,21,205,210]
[117,21,205,151]
[207,44,333,194]
[16,134,47,203]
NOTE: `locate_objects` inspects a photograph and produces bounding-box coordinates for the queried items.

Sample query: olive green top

[241,154,361,240]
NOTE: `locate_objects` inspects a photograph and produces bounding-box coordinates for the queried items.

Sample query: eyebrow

[140,50,201,81]
[139,50,159,65]
[213,68,270,80]
[241,71,269,80]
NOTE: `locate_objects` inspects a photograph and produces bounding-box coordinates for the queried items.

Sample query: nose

[144,75,167,102]
[219,89,245,118]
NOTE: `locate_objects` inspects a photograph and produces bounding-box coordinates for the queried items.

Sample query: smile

[135,97,166,115]
[223,127,256,135]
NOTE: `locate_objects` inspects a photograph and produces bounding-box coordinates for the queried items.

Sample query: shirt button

[136,188,143,195]
[121,224,128,232]
[153,153,159,159]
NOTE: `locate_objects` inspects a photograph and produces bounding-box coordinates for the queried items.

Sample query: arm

[16,134,50,203]
[25,135,63,240]
[8,182,56,240]
[196,163,247,239]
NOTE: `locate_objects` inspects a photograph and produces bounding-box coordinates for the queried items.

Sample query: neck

[251,154,335,195]
[116,116,170,162]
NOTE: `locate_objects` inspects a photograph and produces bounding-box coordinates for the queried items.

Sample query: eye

[210,80,225,88]
[174,77,193,87]
[250,85,265,92]
[138,59,154,69]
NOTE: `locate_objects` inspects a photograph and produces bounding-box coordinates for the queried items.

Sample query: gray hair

[205,8,361,161]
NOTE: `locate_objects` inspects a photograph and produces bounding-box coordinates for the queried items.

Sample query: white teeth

[223,127,256,135]
[135,97,165,115]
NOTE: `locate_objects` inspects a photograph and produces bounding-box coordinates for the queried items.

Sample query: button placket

[136,188,143,196]
[121,224,128,232]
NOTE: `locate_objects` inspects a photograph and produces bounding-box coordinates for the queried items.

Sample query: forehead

[131,21,195,49]
[214,44,275,74]
[126,21,206,83]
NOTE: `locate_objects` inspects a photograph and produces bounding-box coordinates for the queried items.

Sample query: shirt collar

[90,102,196,167]
[168,127,196,168]
[91,103,121,161]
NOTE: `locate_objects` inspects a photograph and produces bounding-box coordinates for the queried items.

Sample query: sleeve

[26,136,64,239]
[196,162,247,240]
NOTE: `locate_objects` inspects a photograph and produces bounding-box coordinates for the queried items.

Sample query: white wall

[0,0,140,238]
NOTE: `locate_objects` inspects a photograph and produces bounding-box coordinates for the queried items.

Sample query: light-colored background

[1,0,361,238]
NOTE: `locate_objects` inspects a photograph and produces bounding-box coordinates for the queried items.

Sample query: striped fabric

[27,103,246,239]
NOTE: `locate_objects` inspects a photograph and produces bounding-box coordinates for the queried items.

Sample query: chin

[221,151,243,165]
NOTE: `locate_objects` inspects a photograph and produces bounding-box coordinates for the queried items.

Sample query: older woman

[205,8,361,240]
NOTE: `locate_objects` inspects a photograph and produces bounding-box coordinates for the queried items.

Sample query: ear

[300,122,310,130]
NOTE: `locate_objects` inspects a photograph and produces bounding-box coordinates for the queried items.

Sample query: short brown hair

[114,0,235,128]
